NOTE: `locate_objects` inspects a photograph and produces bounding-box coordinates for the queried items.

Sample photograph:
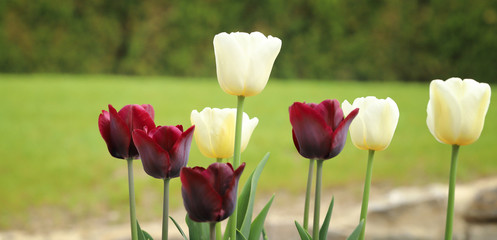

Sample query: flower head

[427,77,491,145]
[98,104,155,159]
[289,99,359,160]
[342,97,399,151]
[180,162,245,222]
[191,107,258,159]
[214,31,282,97]
[132,125,195,179]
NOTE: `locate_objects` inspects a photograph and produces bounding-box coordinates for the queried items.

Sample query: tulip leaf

[136,220,154,240]
[186,215,209,240]
[237,153,270,238]
[294,221,312,240]
[248,195,274,240]
[170,216,188,240]
[346,220,364,240]
[237,229,248,240]
[319,196,335,240]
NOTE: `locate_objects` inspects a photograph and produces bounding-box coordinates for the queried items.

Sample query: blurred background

[1,0,496,239]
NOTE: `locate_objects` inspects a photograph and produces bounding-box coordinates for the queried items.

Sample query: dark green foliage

[1,0,496,82]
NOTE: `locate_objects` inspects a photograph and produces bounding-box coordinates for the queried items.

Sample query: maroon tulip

[180,162,245,222]
[289,99,359,160]
[98,104,156,159]
[132,125,195,179]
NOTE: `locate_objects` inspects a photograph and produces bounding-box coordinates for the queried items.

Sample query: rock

[464,187,497,223]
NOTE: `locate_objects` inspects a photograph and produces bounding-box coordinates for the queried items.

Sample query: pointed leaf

[248,195,275,240]
[237,229,248,240]
[262,228,268,240]
[295,221,312,240]
[346,220,364,240]
[319,196,334,240]
[186,215,209,240]
[222,217,233,240]
[170,216,188,240]
[238,153,270,237]
[137,220,154,240]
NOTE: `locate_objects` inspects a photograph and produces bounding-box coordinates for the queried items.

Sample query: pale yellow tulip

[427,77,491,145]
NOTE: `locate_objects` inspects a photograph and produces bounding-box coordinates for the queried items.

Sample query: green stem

[444,145,460,240]
[127,159,138,240]
[217,158,223,163]
[359,150,375,240]
[312,160,323,240]
[210,222,217,240]
[230,95,245,240]
[303,159,315,231]
[163,178,170,240]
[216,222,222,240]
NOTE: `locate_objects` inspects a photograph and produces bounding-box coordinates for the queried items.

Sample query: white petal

[428,79,462,144]
[214,32,249,96]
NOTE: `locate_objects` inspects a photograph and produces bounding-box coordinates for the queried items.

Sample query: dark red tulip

[180,162,245,222]
[132,125,195,179]
[98,104,155,159]
[289,99,359,160]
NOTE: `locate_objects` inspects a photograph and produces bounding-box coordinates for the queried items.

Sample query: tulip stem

[312,160,323,240]
[215,222,222,240]
[359,150,375,240]
[127,159,138,240]
[162,178,170,240]
[444,145,460,240]
[230,95,245,240]
[210,222,217,240]
[303,159,315,231]
[217,158,223,163]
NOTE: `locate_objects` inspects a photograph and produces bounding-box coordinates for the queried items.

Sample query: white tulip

[342,96,400,151]
[427,77,491,145]
[213,31,282,97]
[191,107,259,159]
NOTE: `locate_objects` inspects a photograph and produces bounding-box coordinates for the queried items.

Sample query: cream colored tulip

[342,96,399,151]
[191,107,259,159]
[426,77,491,146]
[213,31,282,97]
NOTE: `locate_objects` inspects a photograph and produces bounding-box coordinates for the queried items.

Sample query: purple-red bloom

[289,99,359,160]
[180,162,245,222]
[98,104,155,160]
[132,125,195,179]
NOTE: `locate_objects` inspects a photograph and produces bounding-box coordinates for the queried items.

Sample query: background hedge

[1,0,497,82]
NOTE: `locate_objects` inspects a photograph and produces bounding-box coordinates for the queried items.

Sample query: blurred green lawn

[0,74,495,229]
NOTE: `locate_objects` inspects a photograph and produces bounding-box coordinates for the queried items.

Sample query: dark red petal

[168,125,195,179]
[315,99,344,130]
[98,110,111,147]
[181,167,223,222]
[108,104,132,159]
[141,104,155,120]
[220,163,245,221]
[133,129,170,179]
[289,102,332,159]
[206,162,235,197]
[118,105,156,134]
[292,129,301,153]
[152,126,182,152]
[328,108,359,159]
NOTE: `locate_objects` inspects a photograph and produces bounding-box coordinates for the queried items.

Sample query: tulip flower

[342,96,399,240]
[132,125,195,179]
[191,107,258,159]
[180,162,245,222]
[98,104,156,160]
[289,99,358,239]
[342,97,399,151]
[98,104,155,240]
[426,77,491,240]
[427,77,491,146]
[213,31,282,97]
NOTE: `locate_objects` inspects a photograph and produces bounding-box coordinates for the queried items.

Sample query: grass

[0,74,495,229]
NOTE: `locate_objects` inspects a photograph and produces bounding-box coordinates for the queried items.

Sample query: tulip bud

[289,99,359,160]
[342,97,399,151]
[191,108,258,159]
[427,77,491,146]
[214,31,282,97]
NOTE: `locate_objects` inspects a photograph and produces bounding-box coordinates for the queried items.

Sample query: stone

[464,187,497,223]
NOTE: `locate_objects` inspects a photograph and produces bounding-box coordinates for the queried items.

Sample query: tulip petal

[221,163,245,221]
[315,99,343,130]
[181,167,223,222]
[168,126,195,178]
[133,129,170,179]
[342,100,368,150]
[329,108,359,159]
[240,114,259,152]
[289,102,332,159]
[214,32,249,96]
[108,104,132,159]
[152,126,183,152]
[428,79,462,144]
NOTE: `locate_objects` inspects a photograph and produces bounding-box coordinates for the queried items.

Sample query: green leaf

[319,196,334,240]
[248,195,275,240]
[136,220,154,240]
[237,153,270,237]
[223,217,233,240]
[237,229,248,240]
[186,215,209,240]
[346,220,364,240]
[262,228,268,240]
[294,221,312,240]
[170,216,188,240]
